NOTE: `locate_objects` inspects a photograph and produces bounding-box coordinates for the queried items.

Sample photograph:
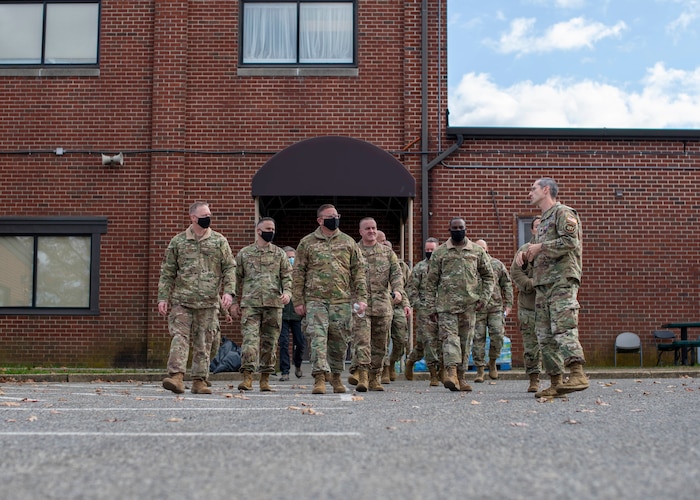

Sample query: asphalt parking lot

[1,372,698,500]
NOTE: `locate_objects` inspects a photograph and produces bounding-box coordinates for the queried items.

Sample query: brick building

[0,1,698,368]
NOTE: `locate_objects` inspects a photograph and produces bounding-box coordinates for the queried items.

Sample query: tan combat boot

[162,372,185,394]
[438,366,445,383]
[527,373,540,393]
[443,366,459,391]
[347,371,359,386]
[457,368,472,392]
[330,373,346,393]
[404,359,414,380]
[473,366,485,383]
[191,377,212,394]
[312,373,326,394]
[381,365,391,384]
[535,374,563,398]
[389,362,397,381]
[238,370,253,391]
[488,359,499,379]
[369,371,385,391]
[356,369,369,392]
[259,372,272,392]
[556,362,589,395]
[428,366,440,387]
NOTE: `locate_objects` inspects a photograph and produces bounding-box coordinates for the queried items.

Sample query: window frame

[0,0,101,68]
[517,216,538,248]
[238,0,357,68]
[0,216,108,316]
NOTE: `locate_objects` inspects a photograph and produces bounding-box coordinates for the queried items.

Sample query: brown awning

[252,136,415,197]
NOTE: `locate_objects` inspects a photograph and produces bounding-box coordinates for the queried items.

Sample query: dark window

[0,1,100,66]
[241,0,355,66]
[0,217,107,315]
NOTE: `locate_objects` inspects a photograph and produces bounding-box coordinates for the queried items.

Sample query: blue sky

[447,0,700,128]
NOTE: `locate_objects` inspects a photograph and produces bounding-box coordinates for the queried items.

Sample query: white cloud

[488,16,627,55]
[448,63,700,128]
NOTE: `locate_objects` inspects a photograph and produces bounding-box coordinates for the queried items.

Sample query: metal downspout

[420,0,464,244]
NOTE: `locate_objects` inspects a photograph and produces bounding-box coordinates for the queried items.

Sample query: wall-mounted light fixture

[614,188,623,199]
[101,152,124,166]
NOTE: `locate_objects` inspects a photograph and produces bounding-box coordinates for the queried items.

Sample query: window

[0,1,100,65]
[0,217,108,315]
[517,217,537,248]
[241,1,355,66]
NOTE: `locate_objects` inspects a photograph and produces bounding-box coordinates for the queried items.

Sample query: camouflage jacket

[292,227,367,306]
[532,203,582,286]
[424,238,495,314]
[406,258,430,310]
[358,242,406,317]
[157,226,236,309]
[481,256,513,313]
[234,242,292,308]
[510,242,536,311]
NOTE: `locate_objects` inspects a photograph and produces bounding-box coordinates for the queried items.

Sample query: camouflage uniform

[158,226,236,379]
[472,256,513,367]
[424,239,495,370]
[532,203,585,375]
[384,259,412,370]
[510,242,541,375]
[235,242,292,374]
[406,258,439,368]
[349,242,406,374]
[292,227,367,375]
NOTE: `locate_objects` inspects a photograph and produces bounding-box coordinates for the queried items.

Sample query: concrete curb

[1,367,698,383]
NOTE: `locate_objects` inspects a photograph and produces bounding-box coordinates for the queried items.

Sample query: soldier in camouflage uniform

[405,237,441,385]
[425,217,495,392]
[158,201,236,395]
[510,217,542,393]
[471,239,513,383]
[348,220,408,391]
[292,204,368,394]
[231,217,292,392]
[515,178,588,398]
[379,238,412,384]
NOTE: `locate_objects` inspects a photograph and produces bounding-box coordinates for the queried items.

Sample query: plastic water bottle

[353,303,365,318]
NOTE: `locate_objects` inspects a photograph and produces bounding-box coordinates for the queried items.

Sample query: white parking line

[0,431,361,437]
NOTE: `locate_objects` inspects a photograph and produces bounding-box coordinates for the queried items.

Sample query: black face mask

[260,231,275,242]
[450,229,466,243]
[425,251,433,260]
[197,216,211,229]
[323,217,340,231]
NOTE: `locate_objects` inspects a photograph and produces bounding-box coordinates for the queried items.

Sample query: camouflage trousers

[518,306,542,375]
[384,306,409,367]
[535,279,586,375]
[411,307,440,368]
[348,313,372,373]
[472,308,505,367]
[239,306,282,374]
[438,309,476,370]
[166,305,217,379]
[306,301,354,374]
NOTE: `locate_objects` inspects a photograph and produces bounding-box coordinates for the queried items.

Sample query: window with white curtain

[242,1,354,65]
[0,1,100,65]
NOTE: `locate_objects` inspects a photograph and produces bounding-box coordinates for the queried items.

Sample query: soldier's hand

[392,291,402,304]
[280,293,291,305]
[475,300,485,312]
[294,304,306,316]
[222,293,234,309]
[231,304,241,319]
[515,251,526,267]
[158,301,168,317]
[404,306,412,318]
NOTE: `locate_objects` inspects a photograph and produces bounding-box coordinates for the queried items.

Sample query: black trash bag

[209,337,242,374]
